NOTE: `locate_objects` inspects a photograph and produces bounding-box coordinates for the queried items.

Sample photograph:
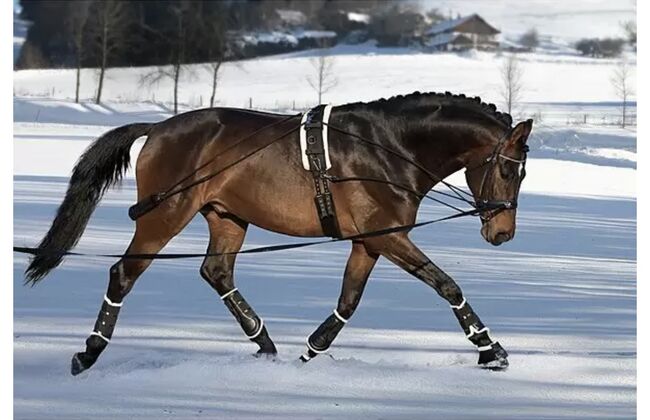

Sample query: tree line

[16,0,404,109]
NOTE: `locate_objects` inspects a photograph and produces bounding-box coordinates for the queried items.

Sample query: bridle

[466,130,529,222]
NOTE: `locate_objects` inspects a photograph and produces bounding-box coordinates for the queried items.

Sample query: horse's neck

[393,117,495,186]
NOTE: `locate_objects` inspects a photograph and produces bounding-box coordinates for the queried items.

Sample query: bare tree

[89,0,132,104]
[500,54,524,116]
[306,48,338,104]
[622,20,636,49]
[67,0,91,103]
[200,4,229,108]
[611,60,634,128]
[140,1,195,114]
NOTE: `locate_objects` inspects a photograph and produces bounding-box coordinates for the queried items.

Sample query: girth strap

[303,105,341,238]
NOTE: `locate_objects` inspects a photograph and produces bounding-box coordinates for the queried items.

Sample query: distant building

[424,14,500,51]
[275,9,307,29]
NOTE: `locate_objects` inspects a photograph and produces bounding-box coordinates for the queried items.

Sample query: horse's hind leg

[367,233,509,369]
[71,204,198,375]
[300,241,378,361]
[199,208,277,355]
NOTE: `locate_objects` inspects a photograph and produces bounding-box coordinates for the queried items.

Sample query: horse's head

[465,119,533,246]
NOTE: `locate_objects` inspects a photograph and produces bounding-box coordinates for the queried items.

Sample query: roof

[425,14,499,36]
[424,33,472,48]
[275,9,307,26]
[347,12,370,24]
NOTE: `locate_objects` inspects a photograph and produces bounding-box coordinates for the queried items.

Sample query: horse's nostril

[494,232,511,243]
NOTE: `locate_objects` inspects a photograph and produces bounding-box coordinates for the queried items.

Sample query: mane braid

[341,91,513,128]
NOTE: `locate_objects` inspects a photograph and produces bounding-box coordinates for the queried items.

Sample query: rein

[14,111,523,261]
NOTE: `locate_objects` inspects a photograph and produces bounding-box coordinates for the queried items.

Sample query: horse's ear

[507,119,533,147]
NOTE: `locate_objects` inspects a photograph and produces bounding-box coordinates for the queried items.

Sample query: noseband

[466,131,529,222]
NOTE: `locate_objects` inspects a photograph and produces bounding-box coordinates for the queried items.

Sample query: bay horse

[23,91,532,375]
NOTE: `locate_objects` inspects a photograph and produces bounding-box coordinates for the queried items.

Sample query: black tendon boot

[222,289,277,356]
[451,298,508,370]
[300,310,347,362]
[71,295,121,375]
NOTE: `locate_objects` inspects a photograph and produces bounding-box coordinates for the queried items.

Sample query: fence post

[249,97,253,109]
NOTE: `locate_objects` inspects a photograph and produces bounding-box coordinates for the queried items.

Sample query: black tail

[25,123,153,285]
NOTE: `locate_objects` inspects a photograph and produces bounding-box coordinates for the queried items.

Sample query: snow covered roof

[347,12,370,24]
[276,9,307,26]
[425,14,499,36]
[293,30,337,39]
[424,33,472,48]
[238,30,336,47]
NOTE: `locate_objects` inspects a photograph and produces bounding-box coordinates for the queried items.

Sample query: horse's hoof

[299,348,319,363]
[478,342,509,371]
[254,348,278,360]
[70,352,95,376]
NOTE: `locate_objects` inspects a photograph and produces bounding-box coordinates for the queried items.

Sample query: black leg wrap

[305,313,346,357]
[222,290,263,339]
[72,297,121,376]
[92,299,121,341]
[451,299,508,369]
[452,301,492,347]
[250,326,277,355]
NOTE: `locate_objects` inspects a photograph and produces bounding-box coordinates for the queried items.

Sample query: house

[424,14,500,51]
[275,9,307,29]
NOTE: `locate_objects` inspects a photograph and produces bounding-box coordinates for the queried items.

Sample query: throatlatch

[301,105,341,238]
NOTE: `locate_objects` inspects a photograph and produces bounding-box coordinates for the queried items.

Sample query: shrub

[575,38,624,57]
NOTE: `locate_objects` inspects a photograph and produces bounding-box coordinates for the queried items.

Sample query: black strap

[13,207,482,261]
[304,105,341,238]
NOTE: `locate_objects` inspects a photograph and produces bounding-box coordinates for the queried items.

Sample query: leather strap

[304,105,341,238]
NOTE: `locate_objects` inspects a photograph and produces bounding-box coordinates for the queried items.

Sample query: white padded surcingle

[300,104,333,170]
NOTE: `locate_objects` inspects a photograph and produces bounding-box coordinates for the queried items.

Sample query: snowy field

[14,31,636,419]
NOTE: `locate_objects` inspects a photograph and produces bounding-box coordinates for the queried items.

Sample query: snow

[422,0,635,42]
[13,10,636,417]
[12,50,636,108]
[347,12,370,24]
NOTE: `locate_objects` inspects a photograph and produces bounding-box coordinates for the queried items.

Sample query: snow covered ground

[421,0,635,43]
[13,27,636,419]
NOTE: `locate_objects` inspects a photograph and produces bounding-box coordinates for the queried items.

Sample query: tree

[306,48,338,104]
[575,38,624,58]
[199,3,230,108]
[611,61,634,128]
[67,0,91,103]
[622,20,636,49]
[500,54,524,116]
[519,28,539,50]
[89,0,133,104]
[140,1,198,114]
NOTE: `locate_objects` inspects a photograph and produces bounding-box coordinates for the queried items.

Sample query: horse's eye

[501,164,516,180]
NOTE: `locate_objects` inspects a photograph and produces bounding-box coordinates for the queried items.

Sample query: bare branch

[499,54,524,117]
[610,60,635,127]
[306,48,338,104]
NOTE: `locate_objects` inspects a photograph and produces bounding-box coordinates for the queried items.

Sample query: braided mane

[343,91,513,128]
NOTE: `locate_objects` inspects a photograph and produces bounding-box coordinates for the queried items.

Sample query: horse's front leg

[368,233,509,369]
[300,241,378,361]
